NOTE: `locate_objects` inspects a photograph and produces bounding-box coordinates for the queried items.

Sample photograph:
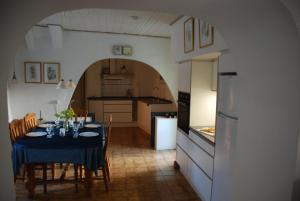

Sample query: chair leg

[102,166,109,192]
[79,165,83,181]
[51,163,55,180]
[105,159,110,182]
[22,165,26,182]
[74,164,78,193]
[42,164,47,194]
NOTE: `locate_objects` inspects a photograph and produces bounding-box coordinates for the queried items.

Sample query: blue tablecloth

[12,125,104,175]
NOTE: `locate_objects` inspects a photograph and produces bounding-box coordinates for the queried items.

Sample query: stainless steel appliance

[177,91,190,134]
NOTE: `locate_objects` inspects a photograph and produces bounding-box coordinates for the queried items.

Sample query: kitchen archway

[70,58,177,148]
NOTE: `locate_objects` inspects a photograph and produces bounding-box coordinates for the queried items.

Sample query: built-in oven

[177,91,190,134]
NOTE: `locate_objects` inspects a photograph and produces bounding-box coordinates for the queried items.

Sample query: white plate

[26,132,47,137]
[79,132,99,137]
[38,123,54,128]
[84,124,101,128]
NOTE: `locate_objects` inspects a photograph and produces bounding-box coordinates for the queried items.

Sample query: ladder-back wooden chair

[24,113,37,132]
[77,115,112,191]
[9,119,26,142]
[9,119,27,182]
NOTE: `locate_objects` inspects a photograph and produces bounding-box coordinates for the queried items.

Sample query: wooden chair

[9,119,27,182]
[24,113,55,193]
[24,113,37,132]
[77,117,112,191]
[9,119,26,142]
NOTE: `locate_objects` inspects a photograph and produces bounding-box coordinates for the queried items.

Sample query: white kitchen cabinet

[104,112,132,123]
[189,130,215,156]
[137,101,151,134]
[104,104,132,113]
[176,145,188,177]
[176,129,214,201]
[88,100,103,122]
[176,129,190,151]
[188,137,214,178]
[188,157,213,201]
[178,61,191,93]
[103,100,132,123]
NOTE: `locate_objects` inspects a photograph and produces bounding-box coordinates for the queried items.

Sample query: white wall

[9,26,176,121]
[190,61,217,127]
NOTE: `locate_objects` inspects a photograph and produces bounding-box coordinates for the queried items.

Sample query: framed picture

[112,45,122,55]
[199,19,214,48]
[122,46,133,56]
[43,62,60,84]
[24,62,42,83]
[184,17,194,53]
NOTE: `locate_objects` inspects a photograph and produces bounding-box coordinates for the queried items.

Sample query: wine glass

[73,123,79,138]
[55,118,60,128]
[46,126,52,138]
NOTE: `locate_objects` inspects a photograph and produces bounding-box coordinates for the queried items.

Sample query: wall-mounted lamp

[10,58,18,84]
[56,79,76,89]
[67,79,76,89]
[11,71,18,84]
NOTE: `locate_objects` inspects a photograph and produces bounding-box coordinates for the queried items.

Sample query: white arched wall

[1,1,300,201]
[9,25,176,121]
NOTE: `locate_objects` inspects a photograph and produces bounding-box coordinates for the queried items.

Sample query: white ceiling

[38,9,179,38]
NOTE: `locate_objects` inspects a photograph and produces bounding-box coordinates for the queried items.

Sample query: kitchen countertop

[88,96,173,105]
[190,126,215,145]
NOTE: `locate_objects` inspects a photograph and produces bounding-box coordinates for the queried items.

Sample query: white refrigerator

[212,72,238,201]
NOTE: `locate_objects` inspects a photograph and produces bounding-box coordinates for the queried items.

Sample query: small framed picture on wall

[43,62,60,84]
[24,62,42,83]
[199,19,214,48]
[184,17,195,53]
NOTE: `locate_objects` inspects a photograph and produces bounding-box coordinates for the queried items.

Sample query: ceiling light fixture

[67,79,76,89]
[56,79,66,89]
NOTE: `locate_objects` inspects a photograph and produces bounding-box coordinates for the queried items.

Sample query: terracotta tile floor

[16,127,201,201]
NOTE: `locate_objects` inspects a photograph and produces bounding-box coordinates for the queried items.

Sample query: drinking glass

[79,119,84,128]
[73,123,79,138]
[69,120,74,128]
[59,128,66,137]
[46,127,52,138]
[55,118,60,128]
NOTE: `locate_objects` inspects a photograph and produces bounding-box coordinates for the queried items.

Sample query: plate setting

[79,132,99,137]
[38,123,54,128]
[84,124,101,128]
[26,132,47,137]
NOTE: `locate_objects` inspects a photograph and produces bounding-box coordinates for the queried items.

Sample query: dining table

[12,122,104,199]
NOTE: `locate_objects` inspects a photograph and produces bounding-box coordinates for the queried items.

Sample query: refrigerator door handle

[217,111,238,120]
[219,72,237,76]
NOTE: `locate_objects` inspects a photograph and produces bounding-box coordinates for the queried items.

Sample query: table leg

[84,167,93,196]
[25,164,35,199]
